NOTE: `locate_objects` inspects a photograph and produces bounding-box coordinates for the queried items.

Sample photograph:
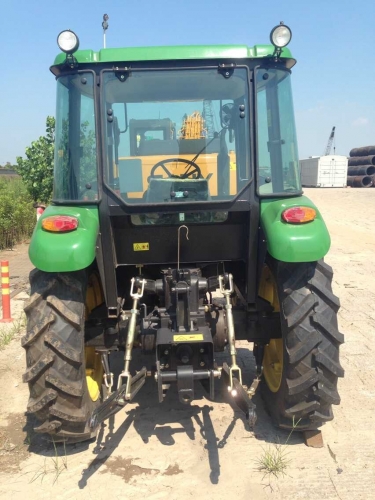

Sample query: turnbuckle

[90,278,148,428]
[218,274,263,428]
[219,274,242,388]
[117,277,147,403]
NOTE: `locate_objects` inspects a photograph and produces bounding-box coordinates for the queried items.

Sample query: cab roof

[53,44,295,66]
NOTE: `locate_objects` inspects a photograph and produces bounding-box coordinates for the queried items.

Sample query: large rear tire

[258,259,344,430]
[22,269,99,443]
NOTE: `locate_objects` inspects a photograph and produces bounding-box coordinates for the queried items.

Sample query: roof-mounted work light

[57,30,80,54]
[270,22,292,61]
[270,23,292,48]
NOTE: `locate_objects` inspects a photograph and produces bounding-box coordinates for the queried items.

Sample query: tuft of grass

[28,440,68,484]
[0,313,26,349]
[256,441,291,479]
[256,417,301,481]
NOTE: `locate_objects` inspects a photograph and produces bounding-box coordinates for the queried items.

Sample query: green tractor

[22,24,344,443]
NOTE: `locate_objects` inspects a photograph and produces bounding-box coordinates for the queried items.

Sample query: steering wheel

[150,158,202,179]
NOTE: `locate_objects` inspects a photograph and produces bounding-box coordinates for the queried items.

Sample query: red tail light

[42,215,78,232]
[282,207,316,224]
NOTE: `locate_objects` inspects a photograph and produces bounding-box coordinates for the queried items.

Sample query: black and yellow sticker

[133,242,149,251]
[173,334,204,342]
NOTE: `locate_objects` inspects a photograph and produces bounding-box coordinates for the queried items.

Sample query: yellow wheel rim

[85,273,105,401]
[258,265,283,393]
[85,347,103,402]
[262,339,283,393]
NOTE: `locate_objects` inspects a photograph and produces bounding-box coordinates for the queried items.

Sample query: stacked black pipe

[347,146,375,187]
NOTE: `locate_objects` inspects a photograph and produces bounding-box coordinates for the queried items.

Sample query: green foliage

[0,162,17,170]
[255,417,301,483]
[15,116,55,203]
[0,313,26,349]
[256,441,291,479]
[0,178,35,249]
[15,112,97,203]
[80,120,97,188]
[55,119,97,201]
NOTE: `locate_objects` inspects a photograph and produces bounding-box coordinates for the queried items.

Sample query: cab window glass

[102,68,251,222]
[53,73,98,201]
[256,68,301,195]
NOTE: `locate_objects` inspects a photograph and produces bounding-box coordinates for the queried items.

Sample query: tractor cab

[103,68,250,216]
[23,25,343,445]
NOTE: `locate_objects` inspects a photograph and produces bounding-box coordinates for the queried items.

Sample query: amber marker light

[42,215,78,232]
[281,207,316,224]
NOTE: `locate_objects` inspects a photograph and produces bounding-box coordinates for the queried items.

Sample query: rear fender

[29,206,99,272]
[260,195,330,262]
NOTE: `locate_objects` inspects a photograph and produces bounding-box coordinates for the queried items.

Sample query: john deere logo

[133,243,149,251]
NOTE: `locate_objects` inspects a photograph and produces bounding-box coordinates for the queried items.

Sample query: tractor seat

[145,178,210,203]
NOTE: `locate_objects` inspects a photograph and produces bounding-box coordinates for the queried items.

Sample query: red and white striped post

[1,260,13,322]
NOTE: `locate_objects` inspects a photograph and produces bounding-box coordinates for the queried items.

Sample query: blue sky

[1,0,374,164]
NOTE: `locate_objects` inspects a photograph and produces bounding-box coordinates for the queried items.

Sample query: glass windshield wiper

[182,128,224,178]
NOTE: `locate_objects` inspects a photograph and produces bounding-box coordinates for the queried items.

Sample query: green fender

[260,195,331,262]
[29,205,99,272]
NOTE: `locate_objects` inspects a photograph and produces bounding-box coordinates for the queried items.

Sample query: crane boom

[202,100,216,138]
[324,126,336,155]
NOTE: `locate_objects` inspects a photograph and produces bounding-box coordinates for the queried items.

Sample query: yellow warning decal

[230,161,236,170]
[173,334,204,342]
[133,243,149,251]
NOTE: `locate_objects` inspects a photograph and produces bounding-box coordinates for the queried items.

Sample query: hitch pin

[100,351,114,399]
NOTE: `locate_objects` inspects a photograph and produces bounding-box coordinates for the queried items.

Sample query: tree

[16,116,55,203]
[0,162,18,170]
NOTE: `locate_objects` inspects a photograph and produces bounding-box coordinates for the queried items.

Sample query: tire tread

[22,270,97,443]
[260,258,344,431]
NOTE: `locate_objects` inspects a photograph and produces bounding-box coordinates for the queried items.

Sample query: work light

[270,23,292,48]
[57,30,80,54]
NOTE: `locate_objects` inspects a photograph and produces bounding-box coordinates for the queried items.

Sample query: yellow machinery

[117,111,237,199]
[179,111,207,139]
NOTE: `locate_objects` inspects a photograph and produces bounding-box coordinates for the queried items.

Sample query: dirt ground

[0,187,374,499]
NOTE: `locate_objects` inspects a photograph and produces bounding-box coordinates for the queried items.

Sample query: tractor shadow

[24,346,302,487]
[79,346,224,486]
[79,383,223,486]
[79,346,302,487]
